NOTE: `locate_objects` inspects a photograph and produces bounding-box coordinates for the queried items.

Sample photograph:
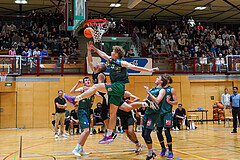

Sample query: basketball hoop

[0,72,7,82]
[83,19,109,43]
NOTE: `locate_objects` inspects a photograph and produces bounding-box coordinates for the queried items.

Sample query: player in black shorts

[118,91,143,153]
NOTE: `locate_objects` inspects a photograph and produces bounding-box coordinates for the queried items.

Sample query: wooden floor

[0,123,240,160]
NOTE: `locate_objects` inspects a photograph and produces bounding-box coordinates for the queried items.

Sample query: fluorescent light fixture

[128,0,142,9]
[194,6,206,10]
[109,3,115,7]
[109,3,121,7]
[15,0,28,4]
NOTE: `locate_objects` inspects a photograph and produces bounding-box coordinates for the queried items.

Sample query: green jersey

[145,87,163,115]
[109,58,129,84]
[160,86,173,114]
[78,89,95,112]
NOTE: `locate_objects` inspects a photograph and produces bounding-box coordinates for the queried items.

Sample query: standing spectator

[230,87,240,133]
[180,16,187,30]
[215,53,225,72]
[54,90,68,138]
[29,10,37,27]
[150,13,157,32]
[118,18,126,34]
[141,26,147,39]
[9,47,16,55]
[12,33,21,44]
[156,30,162,44]
[47,10,53,29]
[52,109,71,136]
[109,18,116,33]
[188,16,195,28]
[221,88,230,109]
[38,10,45,27]
[59,22,66,36]
[173,104,189,130]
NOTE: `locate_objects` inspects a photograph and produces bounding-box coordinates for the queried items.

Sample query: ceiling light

[115,4,121,7]
[109,3,121,7]
[194,7,206,10]
[15,0,28,4]
[109,3,115,7]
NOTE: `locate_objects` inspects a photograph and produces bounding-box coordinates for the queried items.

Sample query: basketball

[84,27,94,38]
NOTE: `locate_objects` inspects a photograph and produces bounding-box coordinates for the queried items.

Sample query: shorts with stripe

[77,109,90,130]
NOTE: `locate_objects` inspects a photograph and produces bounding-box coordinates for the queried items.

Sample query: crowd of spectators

[135,15,240,60]
[0,10,79,64]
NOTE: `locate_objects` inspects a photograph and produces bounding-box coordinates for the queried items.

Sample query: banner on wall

[87,57,153,75]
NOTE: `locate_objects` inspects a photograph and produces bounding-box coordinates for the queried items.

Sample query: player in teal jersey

[64,41,159,144]
[157,74,178,160]
[70,77,102,157]
[141,75,168,160]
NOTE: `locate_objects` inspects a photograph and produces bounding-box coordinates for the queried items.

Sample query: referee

[230,87,240,133]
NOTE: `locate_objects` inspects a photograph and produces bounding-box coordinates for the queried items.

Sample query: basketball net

[0,72,7,82]
[83,19,109,43]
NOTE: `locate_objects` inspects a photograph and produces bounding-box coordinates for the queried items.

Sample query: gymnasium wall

[0,75,237,128]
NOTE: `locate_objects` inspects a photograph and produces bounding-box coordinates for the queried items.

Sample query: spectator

[70,35,78,50]
[178,36,185,50]
[216,35,223,48]
[40,48,49,57]
[52,109,71,136]
[221,88,230,109]
[3,33,12,49]
[141,26,147,39]
[16,41,25,55]
[150,13,157,32]
[22,47,31,56]
[42,24,49,36]
[8,23,16,34]
[215,53,225,72]
[38,10,45,27]
[47,10,53,29]
[29,10,37,27]
[173,104,189,130]
[169,36,176,46]
[93,103,103,126]
[126,49,135,57]
[222,30,230,40]
[12,33,21,44]
[109,18,116,33]
[59,22,66,35]
[32,23,38,34]
[230,87,240,133]
[118,18,126,34]
[37,41,45,51]
[160,36,168,52]
[28,41,36,53]
[54,90,68,138]
[9,47,16,55]
[51,39,60,56]
[70,105,81,134]
[33,47,40,56]
[29,32,36,43]
[151,48,160,62]
[188,16,195,28]
[156,30,162,44]
[199,54,208,72]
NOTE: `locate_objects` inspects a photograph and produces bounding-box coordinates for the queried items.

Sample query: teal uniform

[77,89,95,130]
[104,58,129,106]
[157,86,173,128]
[143,87,163,130]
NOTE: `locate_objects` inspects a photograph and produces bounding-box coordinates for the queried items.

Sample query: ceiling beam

[208,4,240,20]
[186,0,215,16]
[88,8,116,18]
[134,0,158,18]
[111,7,156,15]
[221,12,240,21]
[222,0,240,11]
[156,0,179,16]
[142,0,181,17]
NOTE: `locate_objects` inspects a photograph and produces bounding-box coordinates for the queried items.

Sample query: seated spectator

[40,48,49,57]
[51,39,59,56]
[59,22,66,35]
[8,23,16,34]
[147,41,154,56]
[193,53,201,71]
[52,109,71,135]
[151,48,160,59]
[141,26,147,39]
[126,49,135,57]
[9,47,16,55]
[70,105,81,134]
[36,34,44,43]
[22,47,31,56]
[33,47,41,56]
[160,36,168,52]
[46,34,54,49]
[155,30,162,44]
[32,23,38,34]
[22,35,29,45]
[222,30,230,40]
[93,103,103,125]
[210,31,216,41]
[153,25,159,35]
[28,42,36,54]
[37,41,45,51]
[16,41,26,55]
[42,24,48,36]
[70,35,78,50]
[168,36,176,47]
[12,33,21,44]
[59,40,66,54]
[215,53,225,72]
[216,35,223,47]
[178,36,185,50]
[173,104,189,130]
[200,54,208,72]
[29,32,36,43]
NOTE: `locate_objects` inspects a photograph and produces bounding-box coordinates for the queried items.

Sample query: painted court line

[117,136,183,160]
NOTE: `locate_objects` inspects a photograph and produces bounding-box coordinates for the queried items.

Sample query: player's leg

[142,114,156,160]
[72,110,90,156]
[164,112,174,159]
[64,83,107,106]
[157,127,167,156]
[54,113,61,138]
[90,113,94,135]
[127,123,143,153]
[119,101,158,112]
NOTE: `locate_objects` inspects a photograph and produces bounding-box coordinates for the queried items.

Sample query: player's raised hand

[149,67,159,73]
[87,41,92,51]
[78,79,83,84]
[144,86,149,93]
[125,99,133,104]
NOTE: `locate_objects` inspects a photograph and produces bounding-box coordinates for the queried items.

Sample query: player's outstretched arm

[87,42,95,73]
[121,61,159,73]
[88,41,110,61]
[70,80,84,94]
[166,88,178,105]
[125,91,140,103]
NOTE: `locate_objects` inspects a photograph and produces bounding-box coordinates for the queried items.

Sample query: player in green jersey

[64,41,159,144]
[71,77,102,157]
[157,74,178,160]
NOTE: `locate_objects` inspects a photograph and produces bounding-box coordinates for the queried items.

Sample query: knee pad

[165,128,172,143]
